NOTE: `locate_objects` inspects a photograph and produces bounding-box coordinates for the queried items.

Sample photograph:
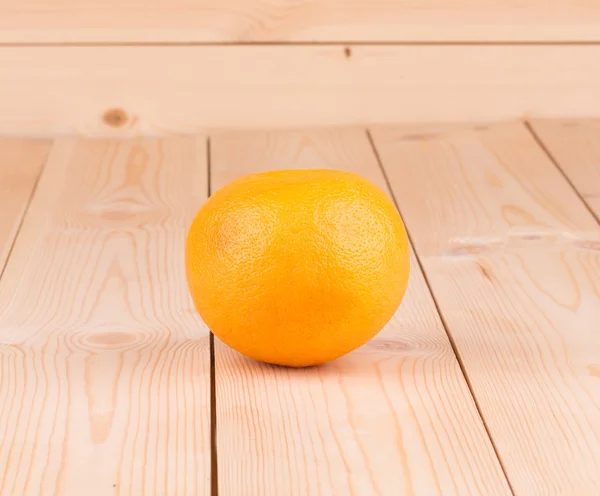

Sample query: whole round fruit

[185,169,410,367]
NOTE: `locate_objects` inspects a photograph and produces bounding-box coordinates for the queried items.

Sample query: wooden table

[0,120,599,495]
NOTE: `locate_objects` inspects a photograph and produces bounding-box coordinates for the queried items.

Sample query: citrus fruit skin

[185,169,410,367]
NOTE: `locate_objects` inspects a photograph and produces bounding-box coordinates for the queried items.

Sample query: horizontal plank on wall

[2,45,600,136]
[1,0,600,43]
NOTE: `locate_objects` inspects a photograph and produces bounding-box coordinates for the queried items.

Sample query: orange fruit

[185,170,410,367]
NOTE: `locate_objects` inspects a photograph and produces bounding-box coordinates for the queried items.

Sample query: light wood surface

[2,46,600,136]
[1,121,600,494]
[210,129,511,495]
[0,138,211,495]
[371,122,600,493]
[1,0,600,43]
[0,139,49,270]
[530,119,600,219]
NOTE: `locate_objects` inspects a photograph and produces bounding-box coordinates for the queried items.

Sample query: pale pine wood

[0,138,210,495]
[211,129,511,495]
[2,46,600,136]
[371,122,600,493]
[0,139,50,269]
[1,0,600,43]
[530,119,600,219]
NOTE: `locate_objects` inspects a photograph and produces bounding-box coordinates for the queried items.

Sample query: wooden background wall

[1,0,600,135]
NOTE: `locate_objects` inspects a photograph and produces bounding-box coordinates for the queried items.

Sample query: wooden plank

[0,139,50,269]
[1,46,600,136]
[211,129,511,495]
[371,122,600,493]
[1,0,600,43]
[530,119,600,219]
[0,137,211,495]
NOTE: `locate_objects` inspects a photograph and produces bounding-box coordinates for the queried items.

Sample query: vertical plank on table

[0,138,211,496]
[371,122,600,494]
[0,139,50,269]
[529,119,600,220]
[210,129,511,495]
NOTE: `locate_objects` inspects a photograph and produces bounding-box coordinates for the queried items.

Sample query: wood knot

[400,132,440,142]
[477,261,493,282]
[103,108,129,128]
[369,339,411,352]
[576,240,600,252]
[446,244,488,256]
[588,364,600,378]
[562,121,580,128]
[85,331,138,349]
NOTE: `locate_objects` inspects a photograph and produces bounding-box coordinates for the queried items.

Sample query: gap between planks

[207,137,219,496]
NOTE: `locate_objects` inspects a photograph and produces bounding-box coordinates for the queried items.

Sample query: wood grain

[0,139,50,270]
[371,122,600,493]
[210,129,511,495]
[530,119,600,219]
[1,0,600,43]
[2,46,600,136]
[0,137,210,495]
